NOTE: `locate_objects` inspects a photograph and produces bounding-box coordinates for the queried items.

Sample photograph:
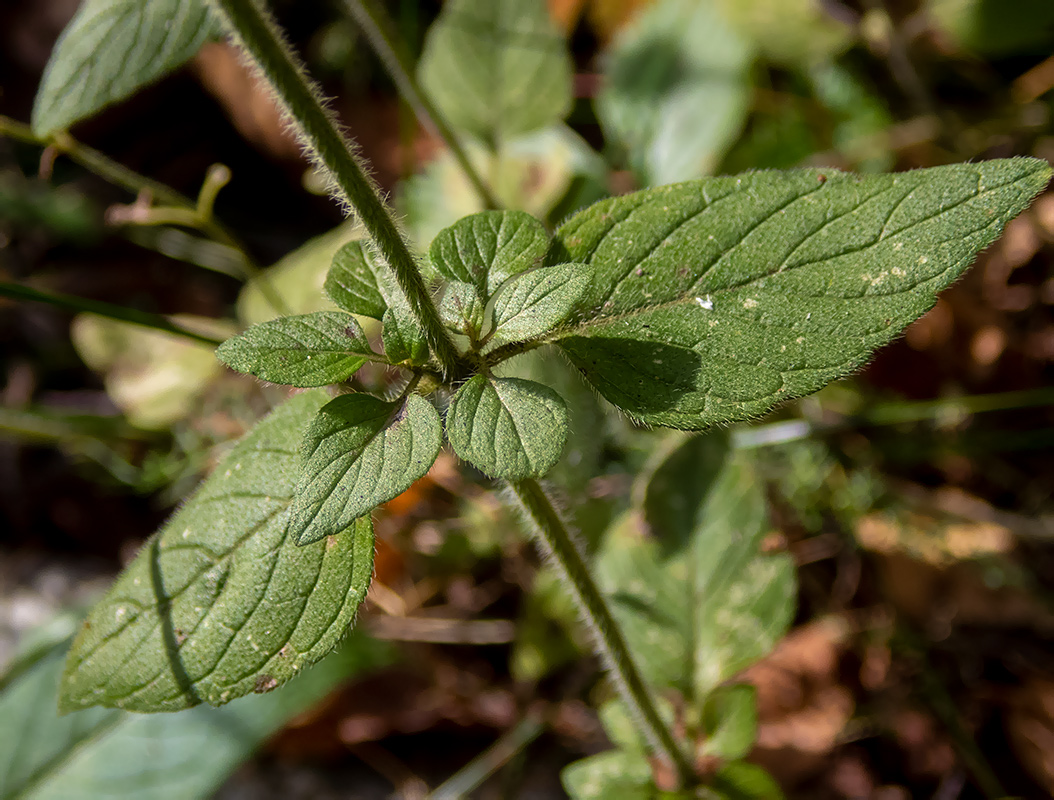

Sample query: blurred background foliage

[1,0,1054,797]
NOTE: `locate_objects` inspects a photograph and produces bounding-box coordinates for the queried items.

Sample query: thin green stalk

[428,713,545,799]
[341,0,499,210]
[0,282,225,347]
[208,0,465,377]
[0,115,290,317]
[508,478,696,790]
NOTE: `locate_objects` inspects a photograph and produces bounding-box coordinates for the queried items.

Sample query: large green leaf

[596,0,752,186]
[550,160,1051,429]
[290,393,442,545]
[430,210,550,301]
[596,444,796,699]
[418,0,573,141]
[446,375,568,480]
[216,312,377,387]
[485,262,592,350]
[33,0,219,135]
[59,391,375,712]
[2,636,391,800]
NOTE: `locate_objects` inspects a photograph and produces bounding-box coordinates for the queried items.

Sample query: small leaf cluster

[217,210,590,545]
[562,434,793,798]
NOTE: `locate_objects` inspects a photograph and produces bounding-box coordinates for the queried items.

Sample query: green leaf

[429,210,549,301]
[439,281,486,337]
[561,751,657,800]
[290,393,442,545]
[71,313,235,430]
[325,240,396,320]
[382,305,430,365]
[238,226,358,326]
[59,391,375,712]
[551,160,1052,429]
[927,0,1054,56]
[446,375,568,480]
[644,432,731,556]
[485,262,592,350]
[597,697,677,756]
[701,684,757,761]
[216,312,376,387]
[33,0,219,135]
[711,762,785,800]
[418,0,573,141]
[715,0,854,67]
[596,0,752,186]
[596,448,796,700]
[2,636,392,800]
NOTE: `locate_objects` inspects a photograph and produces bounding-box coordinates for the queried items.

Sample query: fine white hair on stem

[211,0,372,218]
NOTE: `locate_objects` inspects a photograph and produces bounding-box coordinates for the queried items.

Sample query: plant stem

[341,0,499,210]
[508,478,696,789]
[0,115,289,317]
[428,712,545,799]
[209,0,465,377]
[0,282,225,347]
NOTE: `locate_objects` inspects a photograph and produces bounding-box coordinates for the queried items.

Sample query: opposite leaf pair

[217,211,592,545]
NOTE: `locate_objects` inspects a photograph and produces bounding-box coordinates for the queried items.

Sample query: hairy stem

[341,0,499,210]
[0,282,225,346]
[508,478,696,789]
[208,0,465,377]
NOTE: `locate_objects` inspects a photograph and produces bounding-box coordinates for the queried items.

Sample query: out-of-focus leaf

[596,0,752,186]
[216,312,376,387]
[400,125,604,252]
[596,449,796,699]
[32,0,219,135]
[238,225,360,326]
[418,0,573,141]
[290,393,442,545]
[927,0,1054,56]
[60,392,375,712]
[701,684,758,761]
[808,63,893,172]
[711,761,786,799]
[715,0,854,67]
[549,161,1052,429]
[71,314,235,430]
[561,750,659,800]
[446,375,568,480]
[1,635,391,800]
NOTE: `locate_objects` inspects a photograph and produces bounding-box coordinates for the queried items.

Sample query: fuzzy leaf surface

[216,312,375,387]
[33,0,218,135]
[418,0,572,141]
[382,305,430,366]
[486,262,592,349]
[291,393,442,545]
[430,211,549,301]
[446,375,568,480]
[439,281,486,337]
[550,160,1051,429]
[1,636,391,800]
[59,391,375,712]
[325,240,397,320]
